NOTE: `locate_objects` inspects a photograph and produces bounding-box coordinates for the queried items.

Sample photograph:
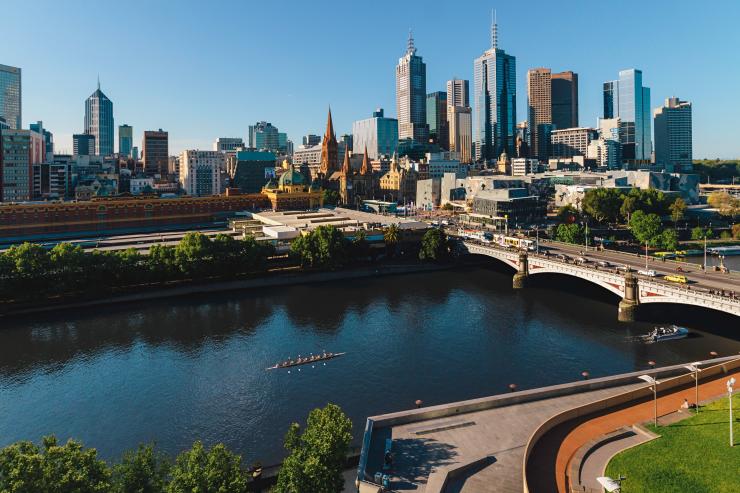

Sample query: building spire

[342,145,351,174]
[324,106,336,142]
[97,74,100,91]
[407,29,416,55]
[361,145,371,175]
[491,9,498,50]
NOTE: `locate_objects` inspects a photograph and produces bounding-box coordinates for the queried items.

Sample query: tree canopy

[582,188,624,224]
[418,228,450,262]
[290,226,349,270]
[554,223,584,245]
[275,404,352,493]
[629,210,663,246]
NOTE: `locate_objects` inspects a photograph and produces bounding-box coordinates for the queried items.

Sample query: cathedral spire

[320,107,338,176]
[324,106,336,142]
[361,145,371,175]
[342,145,351,174]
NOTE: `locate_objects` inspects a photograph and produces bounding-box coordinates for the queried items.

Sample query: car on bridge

[637,269,658,277]
[664,274,688,284]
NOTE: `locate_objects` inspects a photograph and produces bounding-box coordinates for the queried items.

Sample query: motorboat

[642,325,689,343]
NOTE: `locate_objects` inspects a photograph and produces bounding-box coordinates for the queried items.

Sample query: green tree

[4,243,51,297]
[629,210,663,247]
[275,404,352,493]
[350,230,370,261]
[441,203,453,211]
[707,191,740,218]
[555,205,579,224]
[112,444,170,493]
[322,189,339,207]
[660,228,679,251]
[175,233,213,278]
[732,224,740,239]
[0,435,114,493]
[383,224,400,258]
[582,188,624,224]
[167,441,247,493]
[669,197,687,224]
[691,226,714,241]
[554,223,584,244]
[291,226,348,270]
[418,228,450,262]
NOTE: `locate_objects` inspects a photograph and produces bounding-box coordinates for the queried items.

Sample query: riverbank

[0,260,461,318]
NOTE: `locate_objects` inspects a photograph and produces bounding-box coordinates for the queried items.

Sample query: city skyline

[4,0,739,158]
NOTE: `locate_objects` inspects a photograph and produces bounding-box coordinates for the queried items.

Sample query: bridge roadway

[460,240,740,320]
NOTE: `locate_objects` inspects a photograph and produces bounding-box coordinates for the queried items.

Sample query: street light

[683,362,702,413]
[639,375,660,427]
[728,377,736,447]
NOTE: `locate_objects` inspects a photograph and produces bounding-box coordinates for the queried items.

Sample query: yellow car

[664,275,688,284]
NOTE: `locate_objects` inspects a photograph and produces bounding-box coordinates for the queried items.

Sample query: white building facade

[179,150,224,197]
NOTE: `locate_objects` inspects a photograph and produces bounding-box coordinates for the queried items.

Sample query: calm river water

[1,264,738,465]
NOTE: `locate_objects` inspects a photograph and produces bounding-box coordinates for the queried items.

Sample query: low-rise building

[471,188,546,226]
[231,150,276,194]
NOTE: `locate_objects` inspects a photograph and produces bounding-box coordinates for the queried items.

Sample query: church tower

[320,108,338,176]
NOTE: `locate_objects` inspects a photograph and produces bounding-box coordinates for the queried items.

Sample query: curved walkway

[525,362,740,493]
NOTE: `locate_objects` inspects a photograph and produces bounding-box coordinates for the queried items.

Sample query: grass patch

[606,393,740,493]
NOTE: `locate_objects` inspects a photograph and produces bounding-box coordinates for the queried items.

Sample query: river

[1,264,738,465]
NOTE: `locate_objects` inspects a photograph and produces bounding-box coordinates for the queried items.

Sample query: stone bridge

[461,241,740,321]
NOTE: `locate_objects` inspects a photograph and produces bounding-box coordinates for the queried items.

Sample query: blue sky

[3,0,739,158]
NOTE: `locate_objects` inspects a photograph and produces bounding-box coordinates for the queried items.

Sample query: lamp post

[639,375,660,427]
[728,377,736,447]
[683,362,702,413]
[704,233,708,273]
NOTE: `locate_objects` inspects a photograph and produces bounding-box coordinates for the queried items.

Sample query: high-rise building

[248,122,287,153]
[448,106,472,164]
[527,68,552,161]
[352,109,398,160]
[396,32,429,143]
[142,129,169,176]
[446,78,470,108]
[1,129,44,202]
[550,127,598,158]
[212,137,244,152]
[603,69,651,161]
[0,64,21,130]
[119,124,133,157]
[231,150,276,194]
[179,150,224,197]
[426,92,448,148]
[84,80,114,156]
[654,97,692,172]
[29,121,53,157]
[551,71,578,130]
[474,16,516,163]
[319,108,339,176]
[73,134,96,156]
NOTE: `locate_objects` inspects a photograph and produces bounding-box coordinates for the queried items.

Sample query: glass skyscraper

[0,64,22,130]
[396,32,428,143]
[426,92,448,149]
[84,81,114,156]
[352,108,399,160]
[119,124,133,157]
[654,97,692,172]
[603,69,651,162]
[473,19,516,164]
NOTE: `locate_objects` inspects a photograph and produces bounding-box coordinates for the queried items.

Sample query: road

[539,240,740,295]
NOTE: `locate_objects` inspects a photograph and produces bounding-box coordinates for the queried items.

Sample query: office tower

[340,134,353,152]
[179,150,224,196]
[142,129,169,176]
[132,146,139,161]
[474,15,516,163]
[84,80,114,156]
[551,71,578,129]
[654,97,692,172]
[231,150,277,193]
[515,121,530,158]
[1,129,44,202]
[448,105,472,164]
[426,92,448,149]
[73,134,95,156]
[396,31,429,143]
[446,78,470,108]
[29,121,53,157]
[550,127,597,158]
[303,134,321,147]
[213,137,244,152]
[527,68,552,161]
[319,108,338,176]
[0,64,21,130]
[352,108,399,160]
[603,69,651,161]
[119,124,133,157]
[248,121,287,153]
